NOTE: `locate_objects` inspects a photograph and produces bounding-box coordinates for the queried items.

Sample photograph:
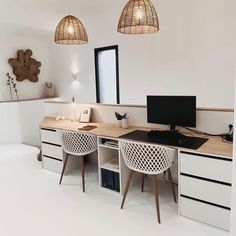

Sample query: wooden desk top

[40,117,233,159]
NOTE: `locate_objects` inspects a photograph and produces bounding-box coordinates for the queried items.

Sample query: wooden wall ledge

[43,101,234,113]
[197,107,234,112]
[0,97,58,104]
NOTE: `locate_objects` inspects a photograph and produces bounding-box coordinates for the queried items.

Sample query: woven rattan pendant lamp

[55,15,88,45]
[117,0,159,34]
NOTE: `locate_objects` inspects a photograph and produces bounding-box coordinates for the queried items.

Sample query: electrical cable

[182,126,232,138]
[182,127,227,137]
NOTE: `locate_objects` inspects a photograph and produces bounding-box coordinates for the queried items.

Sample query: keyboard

[147,130,186,140]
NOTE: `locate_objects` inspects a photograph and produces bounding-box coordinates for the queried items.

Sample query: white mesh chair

[120,139,177,223]
[59,131,97,192]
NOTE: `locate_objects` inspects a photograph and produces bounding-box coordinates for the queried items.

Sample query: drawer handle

[181,173,232,186]
[181,194,231,210]
[41,128,57,132]
[42,141,61,147]
[181,151,232,162]
[43,155,62,162]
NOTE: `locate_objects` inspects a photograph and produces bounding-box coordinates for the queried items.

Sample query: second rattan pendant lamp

[54,1,88,45]
[117,0,159,34]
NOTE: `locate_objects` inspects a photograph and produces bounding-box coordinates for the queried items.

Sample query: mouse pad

[119,130,208,150]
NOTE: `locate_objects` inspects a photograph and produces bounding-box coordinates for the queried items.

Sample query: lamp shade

[117,0,159,34]
[55,15,88,45]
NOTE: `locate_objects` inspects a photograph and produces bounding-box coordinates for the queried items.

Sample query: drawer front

[42,156,62,173]
[180,153,232,183]
[180,175,231,208]
[42,143,63,160]
[180,196,230,231]
[41,129,61,145]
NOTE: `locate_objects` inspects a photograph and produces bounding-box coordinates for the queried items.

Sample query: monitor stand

[169,124,184,137]
[148,125,186,139]
[170,124,176,131]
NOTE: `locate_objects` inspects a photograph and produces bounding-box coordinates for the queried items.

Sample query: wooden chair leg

[152,175,161,224]
[121,170,134,209]
[59,153,69,185]
[81,156,85,193]
[168,168,177,203]
[141,174,145,192]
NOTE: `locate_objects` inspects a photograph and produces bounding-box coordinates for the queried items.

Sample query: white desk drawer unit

[41,128,63,173]
[179,151,232,231]
[41,129,62,145]
[42,143,63,160]
[180,175,231,208]
[180,197,231,231]
[180,152,232,183]
[43,155,62,173]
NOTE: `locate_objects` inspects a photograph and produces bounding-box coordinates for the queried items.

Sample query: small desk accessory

[78,125,97,131]
[115,112,128,128]
[80,107,92,123]
[121,118,129,129]
[56,115,65,121]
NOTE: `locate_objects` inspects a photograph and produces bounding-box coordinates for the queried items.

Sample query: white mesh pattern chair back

[61,131,97,156]
[120,140,177,175]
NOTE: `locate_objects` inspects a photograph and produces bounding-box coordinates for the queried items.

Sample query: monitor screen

[147,96,196,128]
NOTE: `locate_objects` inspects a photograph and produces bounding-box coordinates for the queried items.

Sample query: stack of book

[101,167,120,192]
[103,140,118,148]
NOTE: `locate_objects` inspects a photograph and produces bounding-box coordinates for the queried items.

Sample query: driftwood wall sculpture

[8,49,41,82]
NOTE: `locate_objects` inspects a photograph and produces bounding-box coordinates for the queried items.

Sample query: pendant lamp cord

[68,0,72,15]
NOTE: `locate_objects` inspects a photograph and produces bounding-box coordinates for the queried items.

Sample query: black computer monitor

[147,95,196,131]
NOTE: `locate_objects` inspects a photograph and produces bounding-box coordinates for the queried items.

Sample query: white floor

[0,144,232,236]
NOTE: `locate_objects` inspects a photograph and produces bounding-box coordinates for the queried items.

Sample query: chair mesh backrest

[61,131,97,156]
[120,140,177,175]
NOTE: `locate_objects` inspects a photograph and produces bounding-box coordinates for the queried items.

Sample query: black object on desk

[120,130,208,150]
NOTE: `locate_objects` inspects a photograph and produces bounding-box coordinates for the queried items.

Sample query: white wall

[0,0,57,101]
[0,103,21,143]
[0,98,57,145]
[18,100,47,146]
[51,0,236,108]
